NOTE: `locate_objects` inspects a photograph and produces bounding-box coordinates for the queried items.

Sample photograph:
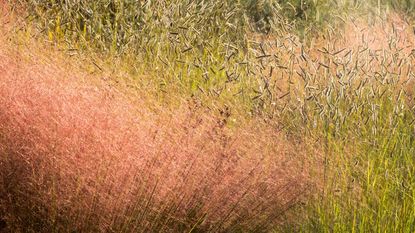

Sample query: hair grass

[3,0,415,232]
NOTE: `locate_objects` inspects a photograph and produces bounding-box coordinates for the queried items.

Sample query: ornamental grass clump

[0,32,309,232]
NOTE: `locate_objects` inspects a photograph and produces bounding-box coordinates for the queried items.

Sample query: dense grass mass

[0,34,311,232]
[1,0,415,232]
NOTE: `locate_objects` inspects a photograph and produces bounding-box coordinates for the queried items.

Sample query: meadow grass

[0,26,311,232]
[2,0,415,232]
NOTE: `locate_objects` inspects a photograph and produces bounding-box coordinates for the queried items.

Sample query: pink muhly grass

[0,35,309,232]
